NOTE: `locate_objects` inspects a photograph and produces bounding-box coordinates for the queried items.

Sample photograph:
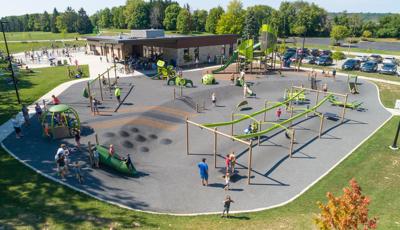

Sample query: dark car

[315,55,333,66]
[370,54,383,63]
[283,51,296,60]
[379,63,398,75]
[320,50,332,57]
[310,49,320,57]
[342,59,361,70]
[297,48,309,55]
[360,61,378,72]
[302,55,316,64]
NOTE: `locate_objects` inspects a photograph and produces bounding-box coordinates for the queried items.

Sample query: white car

[382,57,397,65]
[355,55,368,62]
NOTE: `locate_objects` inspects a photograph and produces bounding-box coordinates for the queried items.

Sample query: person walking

[92,97,100,115]
[221,195,234,218]
[276,107,282,121]
[225,154,231,173]
[211,92,217,107]
[198,158,209,186]
[11,115,23,139]
[73,128,81,150]
[57,155,67,180]
[332,68,337,80]
[229,152,236,174]
[93,147,100,168]
[74,161,84,184]
[21,105,30,126]
[114,86,121,104]
[223,172,230,190]
[35,103,43,121]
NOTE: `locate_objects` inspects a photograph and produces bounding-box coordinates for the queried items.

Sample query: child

[221,195,234,218]
[51,95,61,105]
[108,144,115,156]
[57,155,66,179]
[224,172,230,190]
[93,148,100,168]
[229,152,236,174]
[276,108,282,121]
[43,122,50,137]
[225,154,231,173]
[11,116,22,139]
[74,161,84,184]
[322,83,328,92]
[211,92,216,106]
[74,128,81,150]
[35,103,42,121]
[21,105,30,126]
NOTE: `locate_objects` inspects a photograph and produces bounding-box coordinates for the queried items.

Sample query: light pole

[1,21,21,104]
[389,120,400,150]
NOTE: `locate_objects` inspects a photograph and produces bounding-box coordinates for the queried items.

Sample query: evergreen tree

[242,9,258,39]
[41,11,51,32]
[76,8,93,34]
[51,8,60,33]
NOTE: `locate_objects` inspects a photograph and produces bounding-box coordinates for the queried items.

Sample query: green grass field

[0,31,93,41]
[0,40,86,54]
[0,64,89,124]
[0,65,400,229]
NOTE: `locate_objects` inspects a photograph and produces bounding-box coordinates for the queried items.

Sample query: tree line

[1,0,399,39]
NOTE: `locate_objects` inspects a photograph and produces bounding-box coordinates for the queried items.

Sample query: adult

[34,103,42,121]
[11,116,22,139]
[114,86,121,104]
[332,68,337,80]
[221,195,234,218]
[197,158,209,186]
[21,105,30,126]
[51,95,60,105]
[57,155,66,179]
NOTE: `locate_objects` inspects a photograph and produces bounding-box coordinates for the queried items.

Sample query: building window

[183,48,192,62]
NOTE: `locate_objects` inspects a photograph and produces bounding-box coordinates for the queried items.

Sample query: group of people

[54,144,83,183]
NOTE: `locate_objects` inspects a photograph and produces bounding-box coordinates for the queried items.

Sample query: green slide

[212,52,238,74]
[95,145,137,176]
[329,96,363,110]
[203,90,305,128]
[234,94,333,139]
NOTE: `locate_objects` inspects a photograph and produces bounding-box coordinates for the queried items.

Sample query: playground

[1,64,391,214]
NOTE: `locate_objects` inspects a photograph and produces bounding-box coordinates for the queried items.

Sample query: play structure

[284,89,306,103]
[41,104,80,139]
[347,75,359,94]
[201,73,217,85]
[212,24,278,75]
[153,60,194,87]
[92,145,137,176]
[329,96,363,110]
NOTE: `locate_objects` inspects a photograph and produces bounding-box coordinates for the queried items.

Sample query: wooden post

[196,103,199,113]
[107,70,111,92]
[289,129,295,158]
[95,133,99,145]
[315,90,320,115]
[263,100,267,122]
[173,88,176,100]
[88,141,94,167]
[319,114,324,138]
[341,94,348,123]
[231,113,234,136]
[87,82,93,112]
[98,74,104,101]
[180,86,183,97]
[258,121,261,146]
[114,63,117,81]
[247,140,253,185]
[289,106,294,127]
[214,127,217,169]
[186,117,189,155]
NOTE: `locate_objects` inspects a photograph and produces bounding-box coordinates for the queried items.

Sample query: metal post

[214,127,217,168]
[258,121,261,146]
[98,74,104,101]
[87,82,93,112]
[341,94,348,123]
[289,106,294,127]
[107,70,111,93]
[95,133,99,145]
[319,115,324,138]
[180,86,183,97]
[1,21,20,104]
[186,117,189,155]
[88,141,94,167]
[247,140,253,185]
[289,129,295,158]
[263,100,267,122]
[390,120,400,150]
[231,113,234,136]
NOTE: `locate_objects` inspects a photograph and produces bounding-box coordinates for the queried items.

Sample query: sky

[0,0,399,17]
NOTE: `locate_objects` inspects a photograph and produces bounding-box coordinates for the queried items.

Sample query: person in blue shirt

[198,158,209,186]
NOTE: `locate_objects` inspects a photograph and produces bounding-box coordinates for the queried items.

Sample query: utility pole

[1,21,21,104]
[389,120,400,150]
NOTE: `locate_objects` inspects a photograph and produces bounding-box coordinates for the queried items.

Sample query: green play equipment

[201,73,217,85]
[284,89,306,102]
[347,75,359,94]
[94,145,137,176]
[203,89,305,128]
[234,94,333,139]
[41,104,80,139]
[244,84,256,97]
[329,96,363,110]
[154,60,194,87]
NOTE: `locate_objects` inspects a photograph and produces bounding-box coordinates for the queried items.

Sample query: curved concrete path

[1,68,392,214]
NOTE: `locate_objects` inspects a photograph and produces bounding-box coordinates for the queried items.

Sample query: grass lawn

[0,40,86,54]
[303,43,400,56]
[0,31,93,41]
[0,64,400,229]
[0,64,89,124]
[375,82,400,108]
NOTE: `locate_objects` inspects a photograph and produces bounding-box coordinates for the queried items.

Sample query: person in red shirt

[52,95,61,105]
[225,154,231,173]
[276,107,282,121]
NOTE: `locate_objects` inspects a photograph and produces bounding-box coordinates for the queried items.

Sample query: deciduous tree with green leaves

[315,178,378,230]
[192,10,208,32]
[330,25,349,46]
[205,6,224,34]
[176,8,191,34]
[216,0,245,35]
[163,3,181,30]
[124,0,149,29]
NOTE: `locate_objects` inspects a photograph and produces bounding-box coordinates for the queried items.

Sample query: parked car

[283,51,296,60]
[382,57,397,65]
[355,55,369,62]
[360,61,378,72]
[342,59,361,70]
[290,53,306,62]
[302,55,316,64]
[379,63,397,75]
[297,48,309,55]
[315,55,333,66]
[320,50,332,57]
[369,54,383,63]
[310,49,320,57]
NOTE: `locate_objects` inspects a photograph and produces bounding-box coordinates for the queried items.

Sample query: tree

[111,6,126,29]
[242,9,258,39]
[330,25,349,45]
[216,0,245,35]
[176,8,191,34]
[41,11,51,32]
[163,3,181,30]
[332,51,346,63]
[192,10,208,32]
[98,8,112,28]
[247,5,275,36]
[315,179,378,230]
[205,6,224,33]
[124,0,149,29]
[76,8,93,34]
[51,8,60,33]
[362,30,373,40]
[150,4,163,29]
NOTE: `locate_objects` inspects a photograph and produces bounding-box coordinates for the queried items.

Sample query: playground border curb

[0,66,396,216]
